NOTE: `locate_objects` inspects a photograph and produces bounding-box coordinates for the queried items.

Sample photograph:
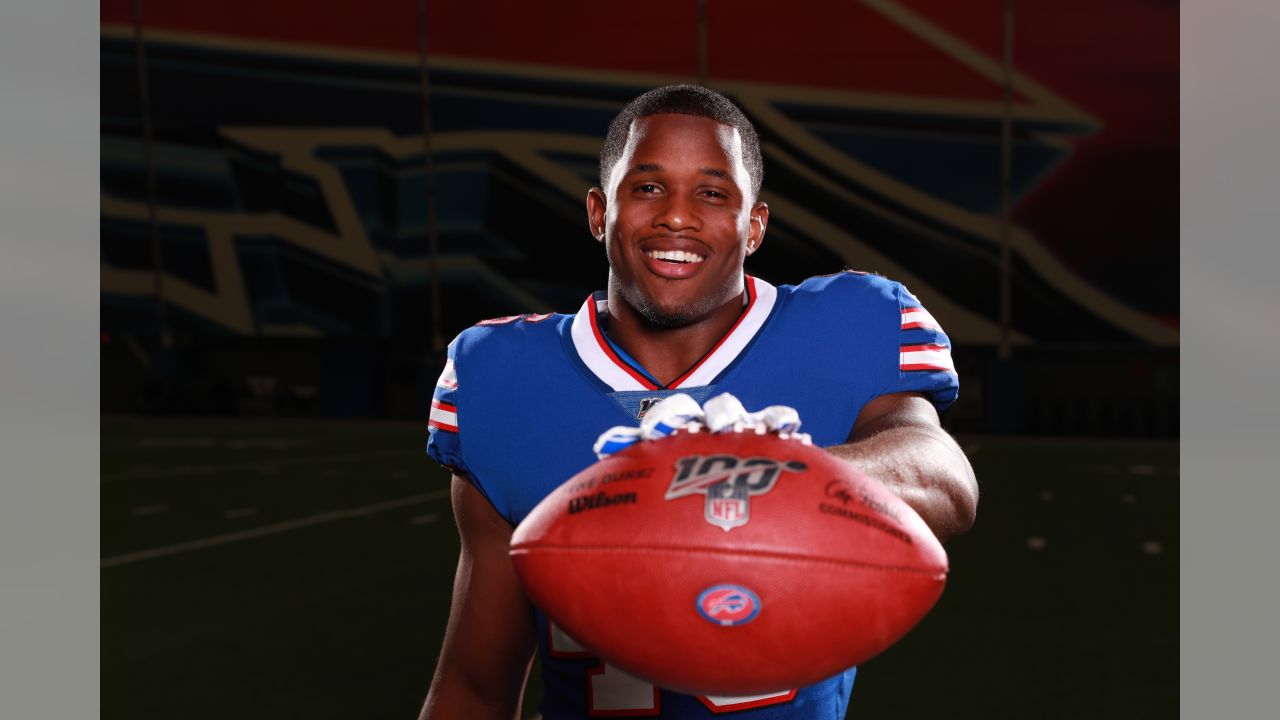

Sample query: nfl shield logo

[705,481,749,531]
[666,453,807,532]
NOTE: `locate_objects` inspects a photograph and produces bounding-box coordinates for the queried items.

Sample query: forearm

[827,421,977,543]
[420,477,538,720]
[422,647,530,720]
[422,669,526,720]
[421,563,534,720]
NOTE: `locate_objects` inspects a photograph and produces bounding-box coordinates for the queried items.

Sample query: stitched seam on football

[509,544,945,575]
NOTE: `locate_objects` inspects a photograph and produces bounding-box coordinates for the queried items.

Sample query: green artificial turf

[102,419,1177,719]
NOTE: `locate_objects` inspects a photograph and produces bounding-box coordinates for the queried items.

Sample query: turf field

[102,417,1177,719]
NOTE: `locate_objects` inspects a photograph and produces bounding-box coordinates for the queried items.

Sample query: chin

[627,291,698,328]
[637,302,700,329]
[616,282,704,329]
[610,266,742,329]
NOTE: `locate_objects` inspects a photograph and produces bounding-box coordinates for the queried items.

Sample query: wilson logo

[665,454,807,531]
[568,490,637,514]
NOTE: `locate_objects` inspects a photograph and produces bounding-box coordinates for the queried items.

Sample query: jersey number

[549,622,797,715]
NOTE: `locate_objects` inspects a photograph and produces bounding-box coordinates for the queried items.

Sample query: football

[509,429,948,696]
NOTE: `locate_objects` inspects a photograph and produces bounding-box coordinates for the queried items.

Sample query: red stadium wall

[101,0,1176,323]
[99,0,1177,433]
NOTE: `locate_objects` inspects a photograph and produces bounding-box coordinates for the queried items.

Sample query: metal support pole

[416,0,444,356]
[998,0,1015,360]
[131,0,170,348]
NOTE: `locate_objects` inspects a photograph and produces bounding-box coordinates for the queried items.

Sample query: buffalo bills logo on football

[665,455,807,531]
[697,584,761,627]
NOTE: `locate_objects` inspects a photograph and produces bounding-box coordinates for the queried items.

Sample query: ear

[746,201,769,256]
[586,187,608,243]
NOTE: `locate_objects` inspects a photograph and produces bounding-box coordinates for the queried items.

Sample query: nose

[652,192,701,233]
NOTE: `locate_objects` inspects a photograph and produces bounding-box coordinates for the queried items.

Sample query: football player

[420,85,978,719]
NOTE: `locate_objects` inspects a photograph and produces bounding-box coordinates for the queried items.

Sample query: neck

[604,282,748,388]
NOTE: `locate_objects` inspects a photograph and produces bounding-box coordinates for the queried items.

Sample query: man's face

[587,113,767,328]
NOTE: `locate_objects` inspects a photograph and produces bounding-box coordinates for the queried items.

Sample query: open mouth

[645,249,706,264]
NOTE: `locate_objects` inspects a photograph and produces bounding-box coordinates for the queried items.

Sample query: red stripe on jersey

[900,343,954,373]
[587,297,660,391]
[900,363,954,372]
[669,277,757,389]
[698,689,798,712]
[900,307,940,331]
[429,399,459,432]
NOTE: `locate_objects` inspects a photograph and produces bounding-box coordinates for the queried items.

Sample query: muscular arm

[419,476,538,720]
[827,393,978,543]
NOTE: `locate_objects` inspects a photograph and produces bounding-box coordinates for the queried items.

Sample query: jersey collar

[569,275,778,392]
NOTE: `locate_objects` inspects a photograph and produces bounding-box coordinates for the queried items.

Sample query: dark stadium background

[100,1,1177,717]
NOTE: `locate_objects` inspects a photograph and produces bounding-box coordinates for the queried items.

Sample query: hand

[593,392,812,459]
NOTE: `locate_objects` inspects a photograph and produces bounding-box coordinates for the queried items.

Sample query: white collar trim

[569,276,778,392]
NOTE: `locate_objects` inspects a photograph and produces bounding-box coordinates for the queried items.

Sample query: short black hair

[599,85,764,200]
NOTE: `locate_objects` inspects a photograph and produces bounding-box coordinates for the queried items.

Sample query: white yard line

[103,449,422,481]
[102,490,449,568]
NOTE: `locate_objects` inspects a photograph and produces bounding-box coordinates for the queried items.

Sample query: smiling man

[420,85,977,719]
[585,109,767,388]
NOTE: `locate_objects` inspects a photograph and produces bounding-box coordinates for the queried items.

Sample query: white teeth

[646,249,705,263]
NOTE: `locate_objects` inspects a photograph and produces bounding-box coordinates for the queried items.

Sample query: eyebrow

[624,162,662,177]
[623,163,733,182]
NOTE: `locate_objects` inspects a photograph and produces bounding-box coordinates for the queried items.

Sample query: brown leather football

[509,429,948,696]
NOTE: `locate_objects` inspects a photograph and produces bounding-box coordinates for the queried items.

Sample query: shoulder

[769,270,948,358]
[451,312,568,362]
[776,270,914,314]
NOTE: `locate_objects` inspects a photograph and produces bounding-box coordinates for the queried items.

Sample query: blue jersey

[427,271,957,719]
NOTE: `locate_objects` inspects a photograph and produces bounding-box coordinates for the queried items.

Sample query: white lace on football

[639,393,705,440]
[702,393,751,433]
[749,405,803,435]
[592,392,811,459]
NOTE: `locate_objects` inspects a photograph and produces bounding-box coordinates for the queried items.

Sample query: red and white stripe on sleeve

[428,358,460,433]
[900,306,942,331]
[437,358,457,390]
[428,399,458,433]
[894,288,959,409]
[900,343,956,373]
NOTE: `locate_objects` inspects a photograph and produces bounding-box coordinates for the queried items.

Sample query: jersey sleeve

[890,283,959,412]
[425,339,469,479]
